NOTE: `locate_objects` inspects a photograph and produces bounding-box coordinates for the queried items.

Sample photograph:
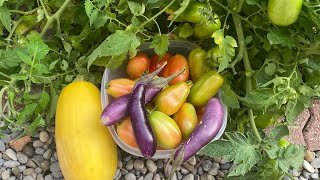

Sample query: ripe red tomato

[126,53,150,79]
[149,53,171,75]
[162,54,189,85]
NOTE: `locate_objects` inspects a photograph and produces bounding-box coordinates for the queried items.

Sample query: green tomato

[206,46,222,67]
[188,48,210,82]
[254,113,278,129]
[194,14,221,39]
[267,0,302,26]
[180,1,207,23]
[278,138,290,148]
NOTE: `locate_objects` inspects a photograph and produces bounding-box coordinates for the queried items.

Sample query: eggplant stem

[167,146,186,179]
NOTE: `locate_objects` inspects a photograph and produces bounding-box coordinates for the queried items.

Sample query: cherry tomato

[106,78,135,98]
[268,0,302,26]
[180,1,207,23]
[162,54,189,85]
[149,111,182,149]
[149,53,171,75]
[194,14,221,39]
[173,103,198,140]
[278,138,290,148]
[126,53,150,79]
[116,117,138,149]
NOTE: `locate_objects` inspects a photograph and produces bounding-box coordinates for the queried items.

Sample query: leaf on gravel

[27,115,46,135]
[285,98,308,124]
[199,132,261,176]
[267,29,294,49]
[149,34,169,56]
[87,30,140,70]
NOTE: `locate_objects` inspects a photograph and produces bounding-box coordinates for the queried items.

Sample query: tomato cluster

[107,49,224,150]
[180,1,221,39]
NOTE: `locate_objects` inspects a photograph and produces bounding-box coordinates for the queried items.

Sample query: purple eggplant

[100,68,186,126]
[129,83,156,158]
[174,98,224,162]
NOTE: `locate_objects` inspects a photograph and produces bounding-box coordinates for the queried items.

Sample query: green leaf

[63,42,72,54]
[274,145,305,173]
[220,84,240,109]
[241,88,275,110]
[285,99,307,123]
[0,6,11,32]
[46,84,59,124]
[84,0,94,17]
[36,8,44,22]
[128,1,145,16]
[26,33,49,61]
[107,53,127,70]
[87,30,140,69]
[264,62,277,76]
[0,49,21,69]
[267,29,294,49]
[149,34,169,56]
[267,125,289,142]
[16,103,38,125]
[27,115,45,135]
[246,0,258,5]
[199,132,261,176]
[169,0,190,26]
[179,23,193,38]
[17,51,32,65]
[60,60,69,71]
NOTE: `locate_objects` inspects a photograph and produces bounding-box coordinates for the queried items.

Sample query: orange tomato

[173,103,198,140]
[162,54,189,85]
[116,117,138,148]
[106,78,135,98]
[127,53,150,79]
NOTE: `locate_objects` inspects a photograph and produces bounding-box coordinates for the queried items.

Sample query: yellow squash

[55,81,117,180]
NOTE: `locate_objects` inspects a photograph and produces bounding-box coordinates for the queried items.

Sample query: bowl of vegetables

[100,40,228,159]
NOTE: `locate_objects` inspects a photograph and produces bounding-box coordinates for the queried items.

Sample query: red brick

[303,99,320,151]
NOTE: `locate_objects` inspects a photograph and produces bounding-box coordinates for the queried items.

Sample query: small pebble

[51,172,63,178]
[5,149,17,161]
[302,170,311,179]
[4,160,20,168]
[117,160,123,169]
[49,162,60,172]
[183,174,194,180]
[126,160,134,170]
[183,162,194,172]
[26,159,37,168]
[17,152,28,164]
[35,148,45,155]
[141,166,148,174]
[311,173,320,179]
[137,177,143,180]
[206,174,215,180]
[153,173,161,180]
[0,159,4,166]
[194,175,200,180]
[170,173,177,180]
[202,160,213,171]
[311,158,320,168]
[303,160,315,173]
[44,175,53,180]
[197,167,204,176]
[291,169,300,177]
[18,165,26,172]
[23,175,35,180]
[43,149,52,159]
[32,155,44,165]
[37,174,44,180]
[180,167,189,175]
[124,172,136,180]
[177,172,183,180]
[315,151,320,158]
[1,170,11,180]
[146,159,157,172]
[12,166,20,177]
[23,168,35,176]
[40,160,50,172]
[33,141,44,148]
[220,157,229,164]
[35,167,42,174]
[144,172,153,180]
[39,131,49,143]
[133,159,144,171]
[156,160,164,169]
[305,150,315,162]
[213,157,221,163]
[187,156,197,166]
[123,155,131,162]
[0,140,5,152]
[299,176,308,180]
[220,162,231,170]
[22,145,35,158]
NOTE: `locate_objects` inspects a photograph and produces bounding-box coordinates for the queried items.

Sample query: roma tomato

[188,48,210,82]
[155,82,190,116]
[173,103,198,140]
[127,53,150,79]
[180,1,206,23]
[189,70,224,106]
[267,0,302,26]
[148,111,182,149]
[194,14,221,39]
[163,54,189,85]
[106,78,135,98]
[116,117,138,148]
[149,53,171,75]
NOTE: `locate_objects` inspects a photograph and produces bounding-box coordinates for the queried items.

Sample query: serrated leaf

[34,64,50,74]
[63,42,72,54]
[17,51,32,65]
[0,6,11,32]
[27,115,45,135]
[46,84,58,124]
[16,103,38,124]
[179,23,193,38]
[267,125,289,142]
[220,84,240,109]
[60,60,69,71]
[285,99,307,123]
[87,30,140,69]
[149,34,169,56]
[241,88,276,110]
[128,1,145,16]
[199,132,261,177]
[39,91,50,109]
[212,29,224,44]
[49,60,59,70]
[84,0,94,17]
[107,53,127,70]
[26,33,49,61]
[274,145,305,173]
[0,49,21,69]
[218,55,231,72]
[65,74,74,82]
[267,29,294,49]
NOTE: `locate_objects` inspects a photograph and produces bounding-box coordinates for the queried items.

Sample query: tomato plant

[194,14,221,39]
[180,1,207,23]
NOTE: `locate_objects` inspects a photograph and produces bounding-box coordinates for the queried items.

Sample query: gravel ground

[1,126,320,180]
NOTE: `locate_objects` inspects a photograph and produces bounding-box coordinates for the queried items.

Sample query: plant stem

[9,8,39,15]
[232,3,262,142]
[39,0,51,19]
[138,0,177,29]
[40,0,72,38]
[6,18,23,43]
[0,72,12,80]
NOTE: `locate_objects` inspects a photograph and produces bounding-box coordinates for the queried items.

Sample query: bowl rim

[100,40,228,159]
